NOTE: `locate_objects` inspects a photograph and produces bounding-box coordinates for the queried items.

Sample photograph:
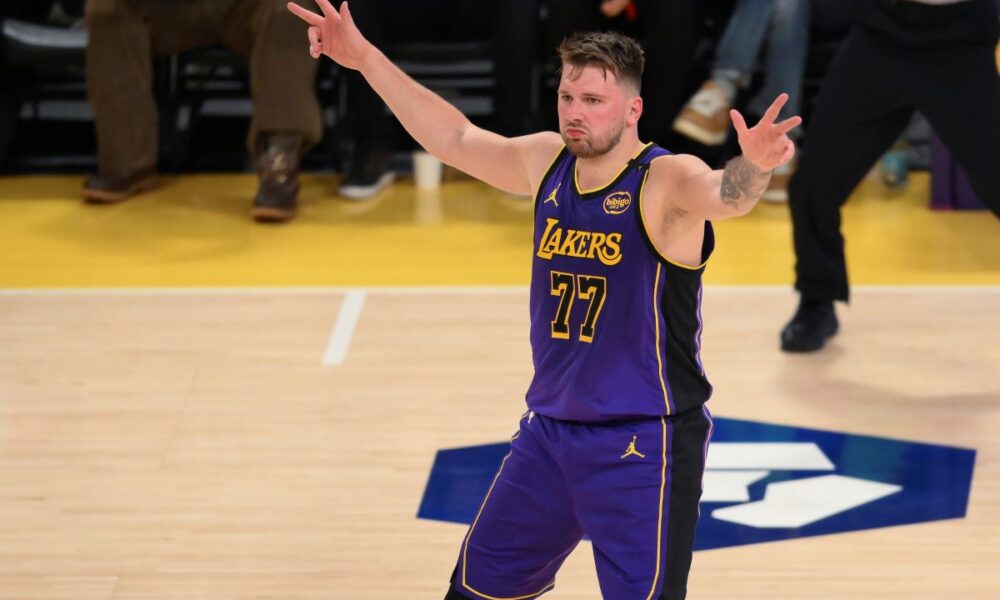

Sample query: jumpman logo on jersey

[543,183,560,207]
[620,435,646,459]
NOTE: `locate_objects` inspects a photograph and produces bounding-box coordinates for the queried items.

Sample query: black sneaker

[339,147,395,200]
[780,298,839,353]
[252,133,301,223]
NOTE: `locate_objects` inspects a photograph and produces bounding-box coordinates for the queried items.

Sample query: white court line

[0,285,998,296]
[2,285,994,366]
[704,285,1000,294]
[322,290,366,367]
[0,286,527,296]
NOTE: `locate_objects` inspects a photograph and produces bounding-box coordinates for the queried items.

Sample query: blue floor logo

[417,418,975,549]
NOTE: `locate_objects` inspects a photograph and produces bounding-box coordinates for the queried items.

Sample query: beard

[561,121,626,159]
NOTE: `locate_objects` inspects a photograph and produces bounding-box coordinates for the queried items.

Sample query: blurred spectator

[544,0,699,147]
[83,0,322,223]
[672,0,809,202]
[328,0,393,200]
[493,0,543,138]
[782,0,1000,353]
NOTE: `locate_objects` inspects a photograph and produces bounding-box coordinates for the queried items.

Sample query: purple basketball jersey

[526,143,714,421]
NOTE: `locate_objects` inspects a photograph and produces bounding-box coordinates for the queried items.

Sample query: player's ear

[628,95,643,127]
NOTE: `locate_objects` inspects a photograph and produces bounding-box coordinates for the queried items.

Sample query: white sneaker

[672,81,733,146]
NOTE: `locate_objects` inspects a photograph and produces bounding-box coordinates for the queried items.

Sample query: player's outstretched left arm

[665,93,801,221]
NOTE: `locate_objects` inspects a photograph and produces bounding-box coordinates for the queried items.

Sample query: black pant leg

[493,0,542,136]
[632,0,698,145]
[788,27,914,302]
[538,0,606,130]
[910,41,1000,218]
[542,0,605,49]
[337,0,391,150]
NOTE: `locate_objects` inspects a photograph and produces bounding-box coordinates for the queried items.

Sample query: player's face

[557,65,640,159]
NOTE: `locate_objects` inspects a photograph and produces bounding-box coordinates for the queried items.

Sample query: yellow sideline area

[0,171,997,288]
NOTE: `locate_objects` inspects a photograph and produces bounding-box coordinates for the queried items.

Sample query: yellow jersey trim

[573,141,654,196]
[637,158,710,271]
[645,416,669,600]
[460,427,556,600]
[652,264,672,415]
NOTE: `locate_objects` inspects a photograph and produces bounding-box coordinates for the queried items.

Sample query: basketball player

[288,2,800,598]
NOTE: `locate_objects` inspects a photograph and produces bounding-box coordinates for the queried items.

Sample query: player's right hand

[287,1,371,70]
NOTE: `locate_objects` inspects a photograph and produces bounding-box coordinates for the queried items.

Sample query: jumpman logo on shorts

[543,183,560,207]
[620,435,646,459]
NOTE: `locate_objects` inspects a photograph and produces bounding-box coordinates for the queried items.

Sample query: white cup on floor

[412,151,443,190]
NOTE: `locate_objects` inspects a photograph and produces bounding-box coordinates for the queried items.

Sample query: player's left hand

[730,93,801,172]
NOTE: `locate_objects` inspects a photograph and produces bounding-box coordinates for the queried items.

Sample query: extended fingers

[730,109,749,137]
[314,0,337,17]
[761,93,788,126]
[287,2,324,26]
[775,115,802,136]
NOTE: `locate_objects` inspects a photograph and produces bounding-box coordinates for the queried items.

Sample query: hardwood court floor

[0,287,998,599]
[0,171,998,599]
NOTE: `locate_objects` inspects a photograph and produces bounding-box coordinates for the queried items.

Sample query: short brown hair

[557,31,645,93]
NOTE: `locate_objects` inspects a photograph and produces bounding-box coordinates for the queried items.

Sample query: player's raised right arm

[288,1,561,196]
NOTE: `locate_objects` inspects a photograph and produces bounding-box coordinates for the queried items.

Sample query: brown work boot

[83,166,159,204]
[252,133,302,223]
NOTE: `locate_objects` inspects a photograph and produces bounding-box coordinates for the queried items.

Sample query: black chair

[0,16,344,172]
[390,40,499,119]
[164,46,345,171]
[0,17,89,169]
[157,46,252,171]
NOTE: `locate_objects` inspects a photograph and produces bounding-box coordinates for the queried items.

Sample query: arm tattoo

[720,156,771,211]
